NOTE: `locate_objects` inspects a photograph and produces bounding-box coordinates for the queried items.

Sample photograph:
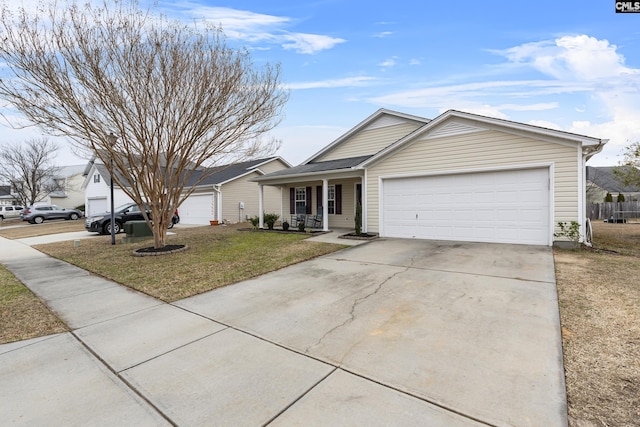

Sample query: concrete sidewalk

[0,232,567,426]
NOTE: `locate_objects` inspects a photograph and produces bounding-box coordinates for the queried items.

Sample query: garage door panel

[382,168,549,245]
[179,194,214,225]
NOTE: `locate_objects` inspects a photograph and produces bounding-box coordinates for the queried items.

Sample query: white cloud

[496,35,637,81]
[368,80,562,108]
[163,4,345,54]
[379,57,397,68]
[281,33,346,54]
[409,59,421,65]
[373,31,393,38]
[287,76,376,90]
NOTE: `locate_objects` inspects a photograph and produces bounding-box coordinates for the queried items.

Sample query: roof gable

[304,109,430,164]
[361,109,607,167]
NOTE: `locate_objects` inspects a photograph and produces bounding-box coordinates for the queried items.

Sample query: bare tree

[614,141,640,188]
[0,138,60,206]
[0,0,288,248]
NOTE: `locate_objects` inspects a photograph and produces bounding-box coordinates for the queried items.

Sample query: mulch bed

[132,244,189,257]
[339,233,378,241]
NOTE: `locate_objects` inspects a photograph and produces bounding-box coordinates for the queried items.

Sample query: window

[94,173,101,183]
[295,187,306,214]
[327,185,335,214]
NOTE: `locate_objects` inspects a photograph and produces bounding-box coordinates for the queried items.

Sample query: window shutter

[289,188,295,214]
[306,187,312,214]
[335,184,342,215]
[316,186,322,211]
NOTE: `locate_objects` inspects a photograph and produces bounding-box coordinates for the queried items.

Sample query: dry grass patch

[0,220,84,239]
[0,265,67,344]
[35,225,345,302]
[555,221,640,426]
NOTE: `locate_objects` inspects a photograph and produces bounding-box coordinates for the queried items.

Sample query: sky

[1,0,639,167]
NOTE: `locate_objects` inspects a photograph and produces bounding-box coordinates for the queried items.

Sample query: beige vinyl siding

[366,130,580,234]
[316,123,421,162]
[258,159,289,174]
[221,172,282,223]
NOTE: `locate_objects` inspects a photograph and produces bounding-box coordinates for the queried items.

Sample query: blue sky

[2,0,640,166]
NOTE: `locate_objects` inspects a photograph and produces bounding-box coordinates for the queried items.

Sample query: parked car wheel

[33,216,45,224]
[103,221,121,235]
[69,213,79,220]
[167,220,174,229]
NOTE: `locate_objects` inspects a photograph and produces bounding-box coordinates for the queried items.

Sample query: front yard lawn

[33,224,345,302]
[0,265,67,344]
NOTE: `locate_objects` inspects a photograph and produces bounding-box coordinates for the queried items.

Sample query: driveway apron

[177,239,566,426]
[1,234,565,426]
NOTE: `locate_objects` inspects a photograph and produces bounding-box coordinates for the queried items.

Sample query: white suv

[0,205,24,220]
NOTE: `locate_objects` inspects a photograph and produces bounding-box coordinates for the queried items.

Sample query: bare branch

[0,0,289,248]
[0,137,60,206]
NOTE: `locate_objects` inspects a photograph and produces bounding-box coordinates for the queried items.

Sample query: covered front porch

[252,157,367,233]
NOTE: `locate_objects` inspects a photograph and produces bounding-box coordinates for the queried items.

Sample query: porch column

[258,184,264,228]
[322,179,329,231]
[362,171,367,233]
[216,187,222,222]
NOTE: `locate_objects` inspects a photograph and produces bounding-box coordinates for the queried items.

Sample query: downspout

[581,140,606,247]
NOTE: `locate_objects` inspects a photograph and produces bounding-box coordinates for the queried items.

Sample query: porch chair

[290,205,307,228]
[305,207,323,229]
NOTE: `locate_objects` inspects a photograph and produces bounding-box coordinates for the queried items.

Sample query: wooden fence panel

[588,201,640,220]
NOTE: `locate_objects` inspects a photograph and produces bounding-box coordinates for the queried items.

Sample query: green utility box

[122,220,153,243]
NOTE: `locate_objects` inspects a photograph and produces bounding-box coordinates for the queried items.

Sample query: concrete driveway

[0,235,565,426]
[175,238,565,426]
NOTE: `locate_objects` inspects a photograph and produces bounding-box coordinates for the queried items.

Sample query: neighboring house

[586,166,640,203]
[45,165,87,209]
[0,185,20,206]
[255,109,607,246]
[82,157,290,224]
[1,166,85,209]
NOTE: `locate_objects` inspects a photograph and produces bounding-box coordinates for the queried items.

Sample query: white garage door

[179,194,214,225]
[382,168,550,245]
[87,198,107,216]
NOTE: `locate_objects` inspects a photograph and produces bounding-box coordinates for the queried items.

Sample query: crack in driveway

[304,261,414,354]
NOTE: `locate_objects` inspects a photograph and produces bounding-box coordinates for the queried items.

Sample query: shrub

[263,212,279,230]
[554,221,582,247]
[355,203,362,236]
[249,216,259,230]
[297,220,305,232]
[617,193,626,202]
[75,204,85,212]
[282,220,290,231]
[605,192,613,202]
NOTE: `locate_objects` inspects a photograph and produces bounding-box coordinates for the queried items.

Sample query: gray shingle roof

[185,157,278,186]
[586,166,640,193]
[258,155,372,179]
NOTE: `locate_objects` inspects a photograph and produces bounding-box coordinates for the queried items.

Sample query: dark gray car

[21,205,83,224]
